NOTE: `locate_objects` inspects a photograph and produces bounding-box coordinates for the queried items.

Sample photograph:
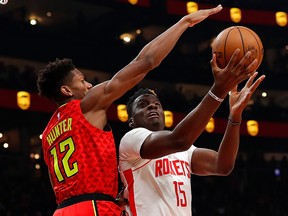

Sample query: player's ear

[128,118,134,128]
[61,85,73,97]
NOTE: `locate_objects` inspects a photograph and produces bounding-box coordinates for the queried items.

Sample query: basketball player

[37,5,223,216]
[118,56,265,215]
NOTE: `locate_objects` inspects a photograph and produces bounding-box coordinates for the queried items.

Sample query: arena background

[0,0,288,215]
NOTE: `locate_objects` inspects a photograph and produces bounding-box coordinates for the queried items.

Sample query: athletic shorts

[53,193,124,216]
[53,200,123,216]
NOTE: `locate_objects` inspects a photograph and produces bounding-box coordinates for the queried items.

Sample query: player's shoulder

[123,127,151,138]
[120,127,152,147]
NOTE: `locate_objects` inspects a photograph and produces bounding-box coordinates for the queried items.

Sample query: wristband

[228,118,241,126]
[208,90,224,103]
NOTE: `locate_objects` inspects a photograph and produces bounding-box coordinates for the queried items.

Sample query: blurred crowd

[0,60,288,122]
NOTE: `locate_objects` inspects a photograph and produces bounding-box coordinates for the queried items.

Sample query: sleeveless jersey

[42,100,118,205]
[119,127,196,216]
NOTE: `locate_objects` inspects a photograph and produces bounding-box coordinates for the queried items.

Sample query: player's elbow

[145,54,163,69]
[217,164,235,176]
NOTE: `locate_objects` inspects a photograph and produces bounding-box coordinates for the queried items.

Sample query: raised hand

[229,72,265,117]
[209,49,259,99]
[184,4,223,27]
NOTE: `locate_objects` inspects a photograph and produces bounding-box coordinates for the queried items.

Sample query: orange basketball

[211,26,264,70]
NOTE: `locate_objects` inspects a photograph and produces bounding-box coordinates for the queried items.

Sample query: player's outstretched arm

[84,5,223,111]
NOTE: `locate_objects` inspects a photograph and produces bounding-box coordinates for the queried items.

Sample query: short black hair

[126,88,158,118]
[37,58,75,102]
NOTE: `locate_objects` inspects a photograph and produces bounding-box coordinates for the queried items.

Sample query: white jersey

[119,127,196,216]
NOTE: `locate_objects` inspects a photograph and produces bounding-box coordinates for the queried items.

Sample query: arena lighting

[247,120,259,136]
[261,91,267,97]
[34,153,40,159]
[0,0,8,5]
[186,2,198,14]
[120,33,134,43]
[274,168,281,177]
[205,117,215,133]
[117,104,128,122]
[3,143,9,149]
[230,8,242,23]
[17,91,31,110]
[29,18,38,26]
[164,110,173,128]
[276,11,287,27]
[128,0,138,5]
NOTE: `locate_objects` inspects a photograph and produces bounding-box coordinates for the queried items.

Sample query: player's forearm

[216,122,241,175]
[103,18,191,101]
[135,18,190,68]
[172,91,224,147]
[136,5,223,67]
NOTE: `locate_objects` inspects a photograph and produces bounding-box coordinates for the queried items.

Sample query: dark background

[0,0,288,215]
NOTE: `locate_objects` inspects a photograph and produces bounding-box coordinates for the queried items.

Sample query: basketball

[211,26,264,70]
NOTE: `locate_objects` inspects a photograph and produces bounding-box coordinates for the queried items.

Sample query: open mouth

[148,112,159,118]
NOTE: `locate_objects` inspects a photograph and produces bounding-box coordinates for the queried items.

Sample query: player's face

[68,69,92,99]
[130,94,165,131]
